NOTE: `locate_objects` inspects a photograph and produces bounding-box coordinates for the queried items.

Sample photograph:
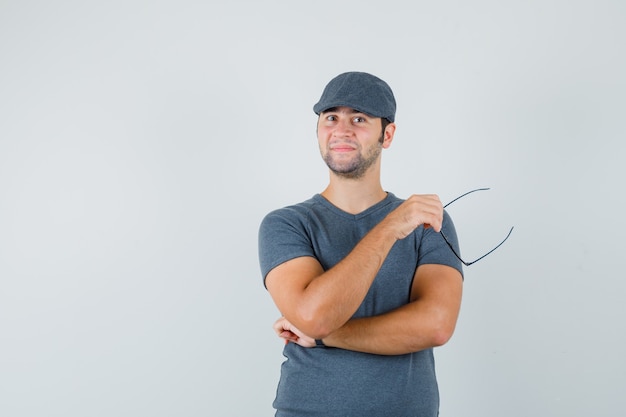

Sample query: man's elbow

[427,318,458,348]
[430,326,455,347]
[294,305,335,340]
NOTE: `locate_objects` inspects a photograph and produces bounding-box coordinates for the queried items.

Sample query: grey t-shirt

[258,192,463,417]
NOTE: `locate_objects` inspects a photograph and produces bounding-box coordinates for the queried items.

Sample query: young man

[258,72,464,416]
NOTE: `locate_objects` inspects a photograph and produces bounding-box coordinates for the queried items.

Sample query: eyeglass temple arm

[440,226,514,266]
[468,226,514,266]
[444,187,491,208]
[441,187,514,266]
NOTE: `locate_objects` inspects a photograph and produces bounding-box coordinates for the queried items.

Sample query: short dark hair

[380,118,391,143]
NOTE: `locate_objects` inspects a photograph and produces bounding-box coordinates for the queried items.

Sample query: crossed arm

[265,195,463,356]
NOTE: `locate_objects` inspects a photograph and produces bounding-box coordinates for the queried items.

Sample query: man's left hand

[273,317,316,348]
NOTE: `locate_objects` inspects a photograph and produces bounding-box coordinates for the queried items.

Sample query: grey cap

[313,71,396,122]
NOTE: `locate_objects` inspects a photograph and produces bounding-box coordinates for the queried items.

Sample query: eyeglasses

[439,188,514,266]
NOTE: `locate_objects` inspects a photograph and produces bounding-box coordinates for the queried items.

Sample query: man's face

[317,107,387,179]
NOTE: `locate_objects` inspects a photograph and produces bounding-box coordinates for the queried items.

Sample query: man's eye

[353,117,365,123]
[326,115,337,121]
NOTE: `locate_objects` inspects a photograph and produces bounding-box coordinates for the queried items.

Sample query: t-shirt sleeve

[258,207,316,287]
[417,210,464,278]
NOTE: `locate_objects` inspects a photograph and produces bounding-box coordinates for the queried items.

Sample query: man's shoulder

[263,195,319,218]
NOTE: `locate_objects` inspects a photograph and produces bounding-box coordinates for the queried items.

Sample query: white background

[1,1,625,416]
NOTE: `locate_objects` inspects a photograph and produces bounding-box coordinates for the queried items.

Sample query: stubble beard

[322,139,383,180]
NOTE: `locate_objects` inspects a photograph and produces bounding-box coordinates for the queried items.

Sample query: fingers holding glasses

[386,194,444,238]
[384,188,514,266]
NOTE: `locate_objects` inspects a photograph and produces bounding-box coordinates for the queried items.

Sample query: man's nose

[333,118,353,136]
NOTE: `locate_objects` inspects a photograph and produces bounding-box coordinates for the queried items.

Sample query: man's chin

[329,167,365,180]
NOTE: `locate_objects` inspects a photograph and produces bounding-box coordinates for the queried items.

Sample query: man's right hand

[383,194,444,239]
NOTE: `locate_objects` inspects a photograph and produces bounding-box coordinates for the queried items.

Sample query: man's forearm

[323,273,462,355]
[321,294,460,355]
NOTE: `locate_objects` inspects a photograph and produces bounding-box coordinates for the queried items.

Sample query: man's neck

[321,174,387,215]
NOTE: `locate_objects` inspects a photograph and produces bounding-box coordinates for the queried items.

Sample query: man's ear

[382,123,396,149]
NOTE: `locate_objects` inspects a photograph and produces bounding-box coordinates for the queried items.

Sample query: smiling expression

[317,107,392,179]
